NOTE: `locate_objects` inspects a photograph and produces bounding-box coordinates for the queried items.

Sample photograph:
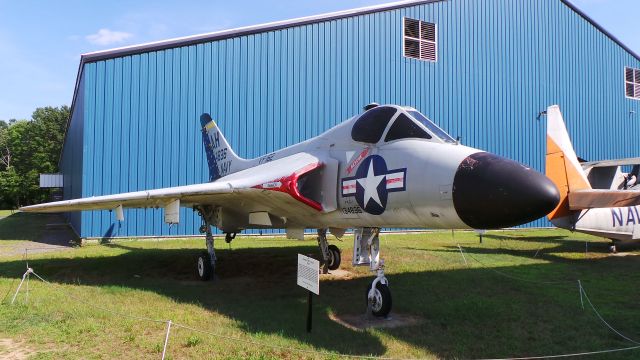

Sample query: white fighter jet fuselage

[195,104,563,236]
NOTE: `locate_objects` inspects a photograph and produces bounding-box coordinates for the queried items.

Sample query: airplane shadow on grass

[0,212,76,247]
[1,240,640,358]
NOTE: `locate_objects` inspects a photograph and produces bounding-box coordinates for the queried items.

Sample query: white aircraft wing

[568,189,640,210]
[21,153,329,220]
[581,157,640,170]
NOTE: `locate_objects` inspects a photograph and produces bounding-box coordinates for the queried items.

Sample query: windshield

[351,106,397,143]
[385,113,431,142]
[408,111,456,143]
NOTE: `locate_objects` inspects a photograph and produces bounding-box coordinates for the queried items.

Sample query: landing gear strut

[317,229,341,273]
[354,227,392,318]
[196,206,218,281]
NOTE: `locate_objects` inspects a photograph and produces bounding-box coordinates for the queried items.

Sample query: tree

[0,125,10,169]
[0,106,69,207]
[0,166,22,207]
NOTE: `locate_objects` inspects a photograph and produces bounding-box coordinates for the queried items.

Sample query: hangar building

[60,0,640,238]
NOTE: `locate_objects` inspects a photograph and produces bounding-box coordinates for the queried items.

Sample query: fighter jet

[544,105,640,252]
[22,104,560,317]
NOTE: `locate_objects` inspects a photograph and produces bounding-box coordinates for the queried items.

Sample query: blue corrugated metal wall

[64,0,640,238]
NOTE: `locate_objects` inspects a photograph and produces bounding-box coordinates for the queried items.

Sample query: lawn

[0,210,16,218]
[1,214,640,359]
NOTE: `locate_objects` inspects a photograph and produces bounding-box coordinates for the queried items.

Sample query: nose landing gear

[354,227,392,318]
[366,265,392,318]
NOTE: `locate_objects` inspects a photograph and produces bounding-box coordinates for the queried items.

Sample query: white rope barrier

[1,277,18,303]
[7,267,640,360]
[170,322,403,360]
[578,281,640,345]
[16,269,399,360]
[479,345,640,360]
[457,245,575,286]
[28,271,167,324]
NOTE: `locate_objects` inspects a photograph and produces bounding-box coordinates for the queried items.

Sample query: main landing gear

[354,227,392,318]
[195,206,238,281]
[317,229,341,273]
[608,239,618,254]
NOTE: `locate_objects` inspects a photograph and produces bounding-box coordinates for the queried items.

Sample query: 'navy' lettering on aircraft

[218,160,232,176]
[611,206,640,227]
[341,155,406,215]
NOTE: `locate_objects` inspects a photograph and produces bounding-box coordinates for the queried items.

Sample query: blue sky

[0,0,638,121]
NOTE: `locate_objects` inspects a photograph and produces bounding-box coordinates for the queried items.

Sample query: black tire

[327,244,341,270]
[608,240,618,253]
[366,282,392,317]
[197,252,213,281]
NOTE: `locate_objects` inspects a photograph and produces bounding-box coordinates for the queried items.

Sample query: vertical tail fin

[545,105,591,220]
[200,113,245,181]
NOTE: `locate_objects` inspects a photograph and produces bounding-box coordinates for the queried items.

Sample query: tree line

[0,106,69,208]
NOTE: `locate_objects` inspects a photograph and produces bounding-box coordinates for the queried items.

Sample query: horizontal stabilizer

[568,190,640,210]
[581,157,640,170]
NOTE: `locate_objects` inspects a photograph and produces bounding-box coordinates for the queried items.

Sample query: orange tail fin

[545,105,591,220]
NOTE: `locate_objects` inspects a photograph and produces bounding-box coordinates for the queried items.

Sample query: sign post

[297,254,319,333]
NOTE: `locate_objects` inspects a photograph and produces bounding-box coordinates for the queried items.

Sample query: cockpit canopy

[351,105,456,144]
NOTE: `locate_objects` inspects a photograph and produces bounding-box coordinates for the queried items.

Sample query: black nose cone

[452,152,560,229]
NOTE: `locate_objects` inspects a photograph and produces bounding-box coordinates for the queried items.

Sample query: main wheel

[196,252,213,281]
[366,282,392,317]
[327,244,341,270]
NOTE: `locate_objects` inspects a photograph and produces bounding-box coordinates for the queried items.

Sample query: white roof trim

[81,0,442,62]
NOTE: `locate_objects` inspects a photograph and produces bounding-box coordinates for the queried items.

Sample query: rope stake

[161,320,172,360]
[11,268,32,305]
[578,280,584,310]
[457,244,468,266]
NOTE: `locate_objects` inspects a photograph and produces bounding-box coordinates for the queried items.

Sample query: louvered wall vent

[403,17,437,62]
[625,67,640,100]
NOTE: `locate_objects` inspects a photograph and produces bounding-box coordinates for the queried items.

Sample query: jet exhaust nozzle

[452,152,560,229]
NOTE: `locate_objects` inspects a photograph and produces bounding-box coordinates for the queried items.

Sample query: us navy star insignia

[341,155,407,215]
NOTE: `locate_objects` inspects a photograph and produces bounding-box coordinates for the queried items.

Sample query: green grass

[1,215,640,359]
[0,210,16,218]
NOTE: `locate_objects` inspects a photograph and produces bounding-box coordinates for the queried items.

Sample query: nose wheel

[366,280,392,318]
